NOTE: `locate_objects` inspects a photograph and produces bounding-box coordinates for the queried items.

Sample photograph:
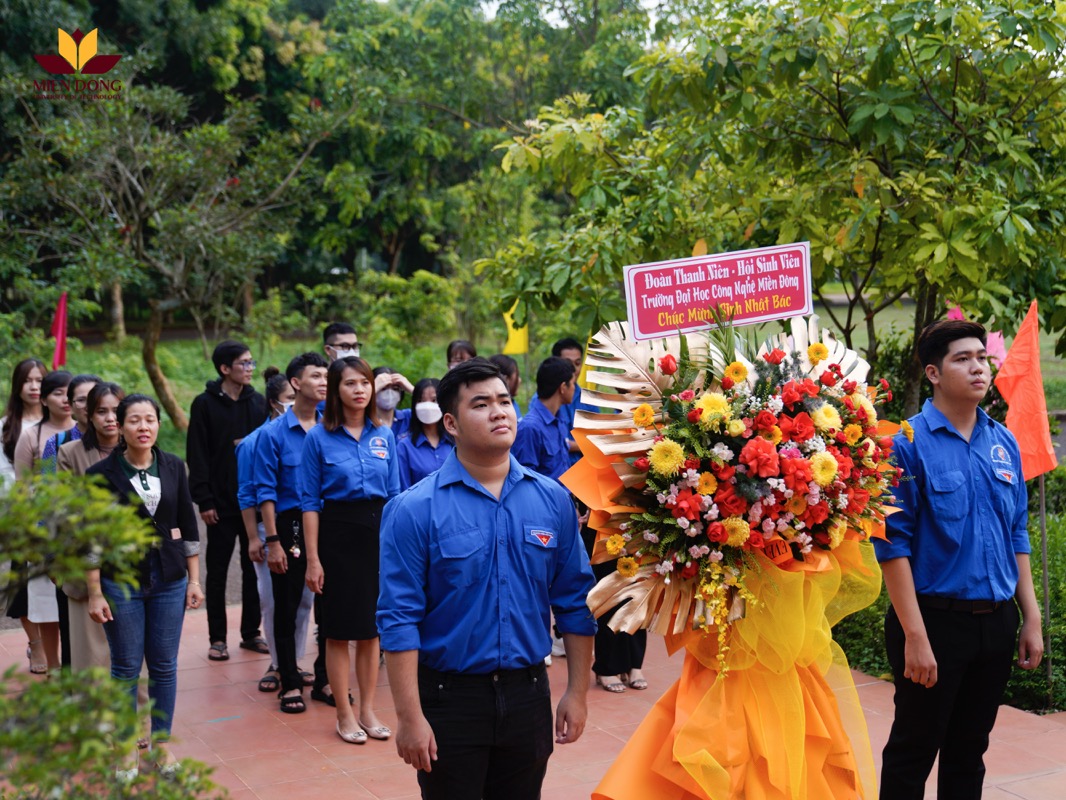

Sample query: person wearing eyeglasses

[322,322,361,364]
[186,339,268,663]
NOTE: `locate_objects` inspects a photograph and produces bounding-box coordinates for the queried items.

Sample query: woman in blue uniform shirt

[301,356,400,745]
[396,378,454,490]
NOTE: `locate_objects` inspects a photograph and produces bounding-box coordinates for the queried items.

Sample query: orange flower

[739,435,780,478]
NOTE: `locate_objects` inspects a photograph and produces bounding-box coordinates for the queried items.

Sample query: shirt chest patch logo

[529,529,555,547]
[995,468,1015,484]
[369,436,389,459]
[990,444,1011,465]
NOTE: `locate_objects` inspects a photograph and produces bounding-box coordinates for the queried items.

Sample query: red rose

[746,531,766,549]
[846,487,870,514]
[803,501,830,525]
[685,457,701,471]
[842,380,857,394]
[687,408,703,423]
[634,457,650,471]
[671,489,702,520]
[721,376,735,390]
[714,483,749,517]
[740,436,780,478]
[788,412,816,442]
[813,531,831,546]
[713,462,736,481]
[834,431,847,444]
[763,348,786,365]
[659,354,678,375]
[680,561,700,580]
[820,371,838,387]
[753,410,777,433]
[800,379,820,397]
[780,456,814,493]
[707,522,728,543]
[781,381,803,407]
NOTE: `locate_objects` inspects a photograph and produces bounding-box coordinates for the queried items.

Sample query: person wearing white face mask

[372,366,415,438]
[397,378,454,490]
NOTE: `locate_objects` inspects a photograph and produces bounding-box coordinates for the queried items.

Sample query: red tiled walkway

[2,605,1063,799]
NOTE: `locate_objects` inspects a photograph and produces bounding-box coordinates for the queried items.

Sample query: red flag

[994,300,1059,481]
[50,291,68,370]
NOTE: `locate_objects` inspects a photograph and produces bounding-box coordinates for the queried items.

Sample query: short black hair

[437,357,505,417]
[322,322,356,344]
[488,354,518,379]
[916,320,987,370]
[262,367,289,405]
[212,340,251,375]
[536,357,575,399]
[446,339,477,362]
[551,337,583,357]
[286,352,329,382]
[66,373,101,403]
[116,393,160,426]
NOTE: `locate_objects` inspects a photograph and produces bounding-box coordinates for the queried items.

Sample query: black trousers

[205,513,261,644]
[417,663,553,800]
[582,525,647,676]
[880,599,1020,800]
[269,510,307,693]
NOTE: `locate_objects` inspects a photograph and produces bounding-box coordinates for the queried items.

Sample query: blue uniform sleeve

[299,429,325,513]
[386,429,401,498]
[548,489,597,636]
[253,421,281,507]
[377,494,428,652]
[1007,437,1031,555]
[236,433,258,511]
[874,432,919,562]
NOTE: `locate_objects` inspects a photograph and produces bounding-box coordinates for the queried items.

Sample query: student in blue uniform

[253,352,328,713]
[488,355,523,421]
[378,358,596,800]
[302,356,400,745]
[512,356,575,482]
[397,378,453,490]
[874,319,1043,799]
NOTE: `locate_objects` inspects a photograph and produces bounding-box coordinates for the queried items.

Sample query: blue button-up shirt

[558,384,597,465]
[874,400,1030,601]
[378,451,596,673]
[513,397,571,481]
[397,432,454,490]
[299,421,400,511]
[236,425,265,511]
[253,409,318,514]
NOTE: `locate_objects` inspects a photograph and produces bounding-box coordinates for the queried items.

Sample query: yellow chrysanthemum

[726,418,746,437]
[852,392,878,425]
[632,403,656,428]
[901,419,914,443]
[648,439,685,476]
[722,517,750,547]
[605,534,626,556]
[810,451,839,487]
[807,342,829,366]
[697,471,718,495]
[616,556,639,578]
[844,423,863,446]
[811,403,843,433]
[695,392,731,430]
[724,361,748,383]
[827,519,847,549]
[769,425,783,445]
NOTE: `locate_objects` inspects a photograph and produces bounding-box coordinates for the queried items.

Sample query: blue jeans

[102,555,187,738]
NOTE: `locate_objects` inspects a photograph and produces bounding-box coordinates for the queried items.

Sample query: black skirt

[318,498,386,641]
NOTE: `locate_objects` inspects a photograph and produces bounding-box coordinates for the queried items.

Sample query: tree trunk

[143,302,189,431]
[902,279,940,417]
[110,282,127,343]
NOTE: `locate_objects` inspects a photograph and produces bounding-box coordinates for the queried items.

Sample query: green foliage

[0,473,156,612]
[242,288,310,358]
[0,666,223,798]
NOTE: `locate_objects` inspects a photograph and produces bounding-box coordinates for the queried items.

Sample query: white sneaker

[544,654,553,666]
[551,635,566,658]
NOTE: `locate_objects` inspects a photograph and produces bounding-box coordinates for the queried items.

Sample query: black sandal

[278,691,306,714]
[258,666,280,693]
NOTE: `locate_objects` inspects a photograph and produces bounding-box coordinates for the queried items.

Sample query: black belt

[418,662,546,687]
[917,595,1005,615]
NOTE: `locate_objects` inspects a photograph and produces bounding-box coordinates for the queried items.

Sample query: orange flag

[994,300,1059,481]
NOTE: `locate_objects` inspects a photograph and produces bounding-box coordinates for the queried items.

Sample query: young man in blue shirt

[512,356,575,482]
[254,352,328,713]
[378,358,596,800]
[874,319,1043,799]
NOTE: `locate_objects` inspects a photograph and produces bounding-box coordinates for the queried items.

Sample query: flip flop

[597,675,626,693]
[258,667,280,693]
[207,642,229,661]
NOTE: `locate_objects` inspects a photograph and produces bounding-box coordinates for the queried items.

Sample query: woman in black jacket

[86,394,203,778]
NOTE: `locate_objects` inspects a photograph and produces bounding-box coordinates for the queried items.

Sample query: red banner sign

[623,243,812,340]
